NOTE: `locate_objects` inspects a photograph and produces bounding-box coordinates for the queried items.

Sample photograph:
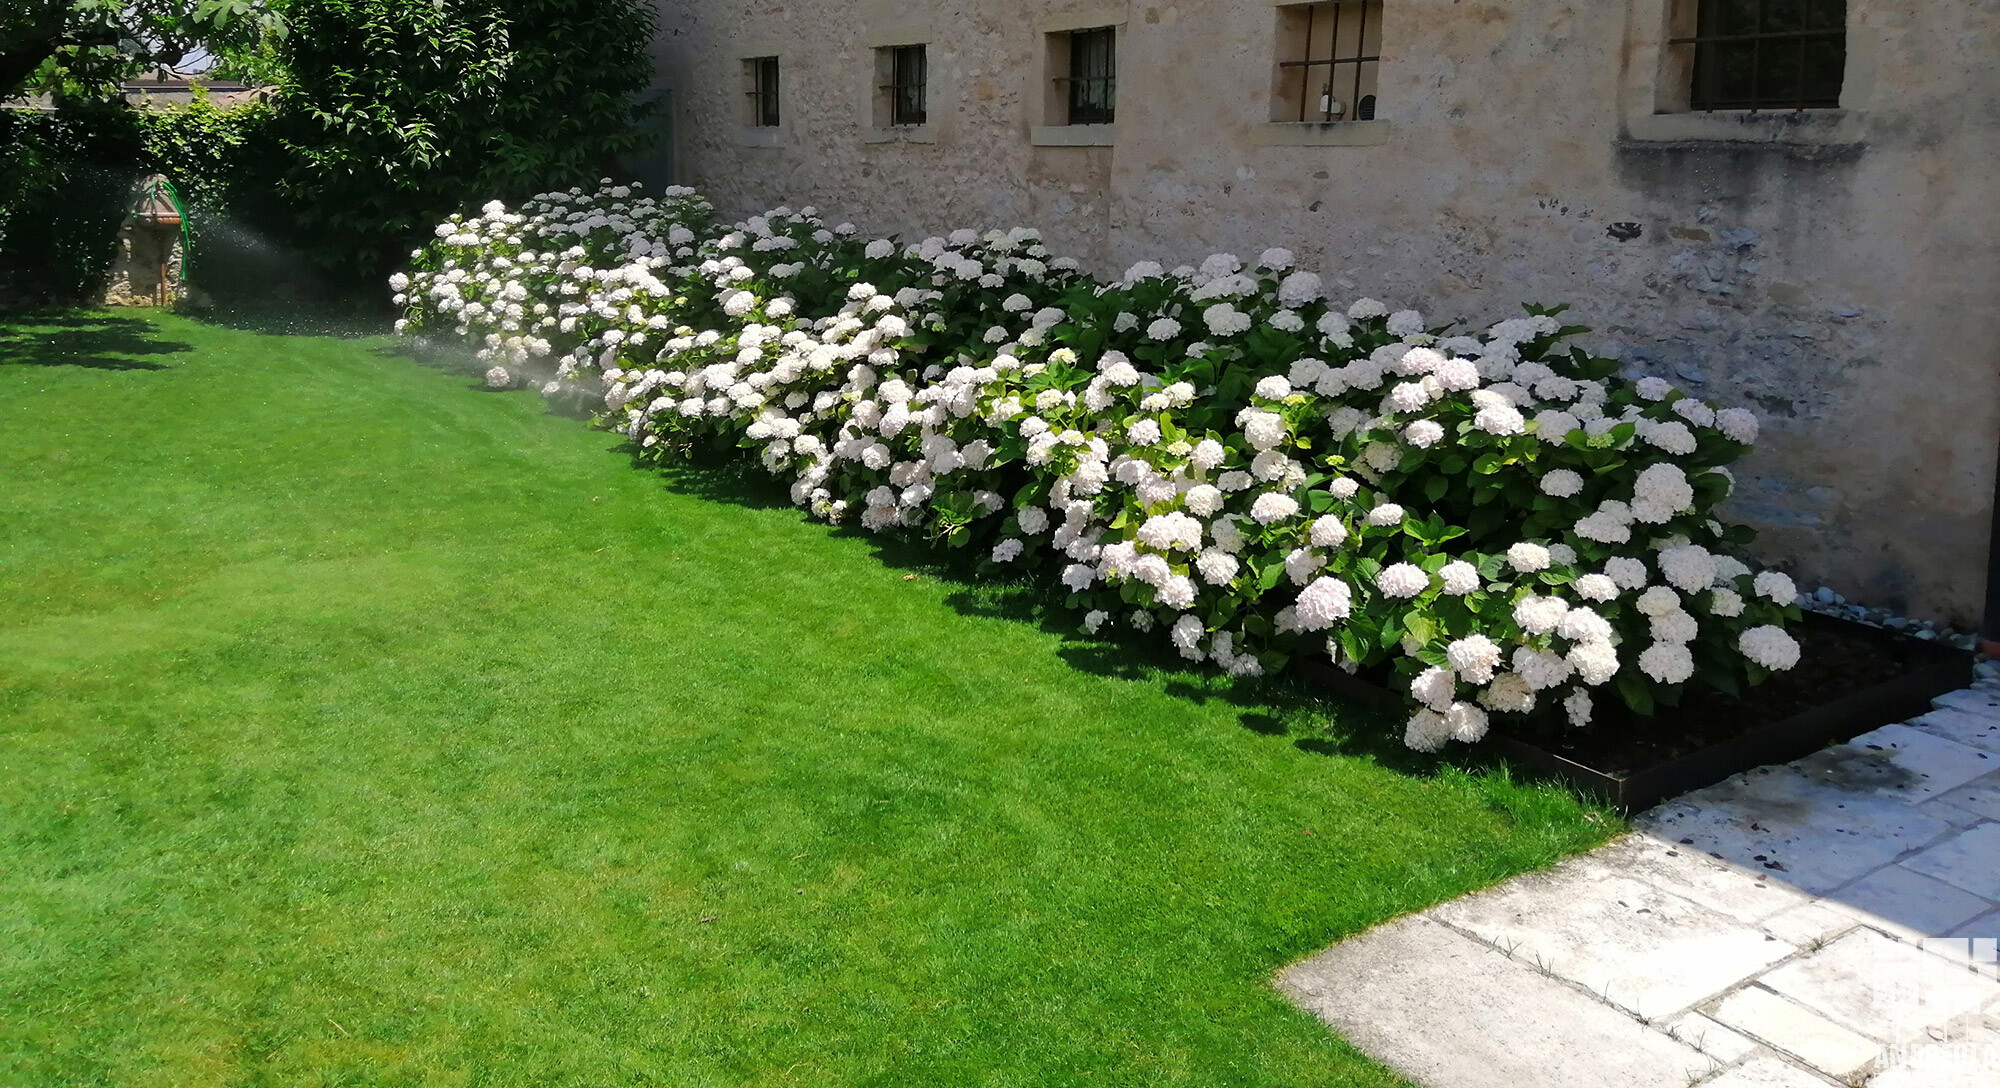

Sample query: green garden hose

[156,176,194,293]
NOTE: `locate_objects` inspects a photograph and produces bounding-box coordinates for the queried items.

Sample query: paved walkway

[1280,682,2000,1088]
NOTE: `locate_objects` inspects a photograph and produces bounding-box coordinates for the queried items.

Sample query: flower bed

[393,180,1807,752]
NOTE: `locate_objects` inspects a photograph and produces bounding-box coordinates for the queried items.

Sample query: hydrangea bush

[393,180,1805,752]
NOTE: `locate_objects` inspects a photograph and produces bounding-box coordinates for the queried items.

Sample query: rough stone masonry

[647,0,2000,624]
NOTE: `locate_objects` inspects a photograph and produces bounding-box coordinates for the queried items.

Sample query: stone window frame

[1030,6,1127,147]
[1256,0,1391,148]
[861,24,938,146]
[1619,0,1877,147]
[734,41,789,148]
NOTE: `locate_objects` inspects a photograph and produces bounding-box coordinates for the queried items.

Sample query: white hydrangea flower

[1715,407,1759,444]
[1605,557,1648,590]
[1651,609,1699,644]
[1512,594,1569,635]
[1375,563,1430,598]
[1658,544,1718,593]
[1753,570,1796,606]
[1446,635,1502,684]
[1564,689,1593,728]
[1558,607,1613,644]
[1438,560,1480,596]
[1367,502,1405,527]
[1294,577,1353,631]
[1146,317,1182,340]
[1506,542,1551,573]
[1250,492,1300,524]
[1404,708,1450,752]
[1411,666,1455,710]
[1478,673,1535,714]
[1566,640,1620,685]
[1309,515,1348,548]
[1278,270,1323,306]
[1574,573,1619,602]
[1402,419,1445,448]
[1513,647,1573,691]
[1639,642,1695,684]
[1203,304,1252,337]
[1739,625,1800,670]
[1195,548,1240,585]
[1644,420,1698,456]
[1446,702,1489,743]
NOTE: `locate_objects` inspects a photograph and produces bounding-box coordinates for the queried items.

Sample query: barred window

[1063,27,1116,125]
[1673,0,1845,111]
[1274,2,1383,123]
[878,44,927,127]
[744,56,780,127]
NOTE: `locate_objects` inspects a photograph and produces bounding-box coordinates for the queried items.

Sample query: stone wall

[102,221,185,307]
[648,0,2000,623]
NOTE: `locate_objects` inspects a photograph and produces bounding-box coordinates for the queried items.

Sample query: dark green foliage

[0,100,273,307]
[265,0,659,286]
[0,107,145,305]
[0,0,657,304]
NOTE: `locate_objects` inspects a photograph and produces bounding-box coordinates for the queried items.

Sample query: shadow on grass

[0,310,192,370]
[603,434,1538,785]
[184,300,394,340]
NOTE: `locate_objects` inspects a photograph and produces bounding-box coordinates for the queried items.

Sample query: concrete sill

[1252,120,1389,147]
[1031,124,1116,147]
[863,125,935,145]
[1624,110,1865,149]
[736,126,782,148]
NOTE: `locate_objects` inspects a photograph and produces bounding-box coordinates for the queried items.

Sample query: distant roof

[1,76,274,113]
[120,78,273,110]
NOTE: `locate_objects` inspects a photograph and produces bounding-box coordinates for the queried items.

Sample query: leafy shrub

[394,182,1806,752]
[0,105,144,304]
[265,0,659,286]
[0,99,280,307]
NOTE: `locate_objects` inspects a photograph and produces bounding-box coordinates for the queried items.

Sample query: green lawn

[0,310,1615,1088]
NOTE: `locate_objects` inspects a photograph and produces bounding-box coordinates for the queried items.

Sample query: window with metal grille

[744,56,780,126]
[1674,0,1845,111]
[883,44,927,126]
[1274,2,1383,123]
[1063,27,1116,125]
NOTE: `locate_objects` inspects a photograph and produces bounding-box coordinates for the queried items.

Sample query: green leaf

[1615,670,1656,716]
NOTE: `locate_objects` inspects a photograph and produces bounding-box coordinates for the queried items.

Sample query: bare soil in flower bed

[1298,613,1972,809]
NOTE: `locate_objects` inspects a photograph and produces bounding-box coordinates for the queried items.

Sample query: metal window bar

[1279,2,1381,123]
[1061,27,1116,125]
[746,56,780,126]
[1672,0,1845,111]
[885,44,927,126]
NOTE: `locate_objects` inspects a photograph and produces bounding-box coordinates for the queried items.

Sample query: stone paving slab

[1825,864,1998,941]
[1795,723,1997,803]
[1756,929,2000,1040]
[1431,870,1796,1020]
[1902,822,2000,900]
[1277,915,1715,1088]
[1930,770,2000,821]
[1910,707,2000,754]
[1643,765,1958,895]
[1708,984,1883,1080]
[1277,681,2000,1088]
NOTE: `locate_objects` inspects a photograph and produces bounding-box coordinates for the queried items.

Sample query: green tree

[1,0,288,102]
[263,0,658,285]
